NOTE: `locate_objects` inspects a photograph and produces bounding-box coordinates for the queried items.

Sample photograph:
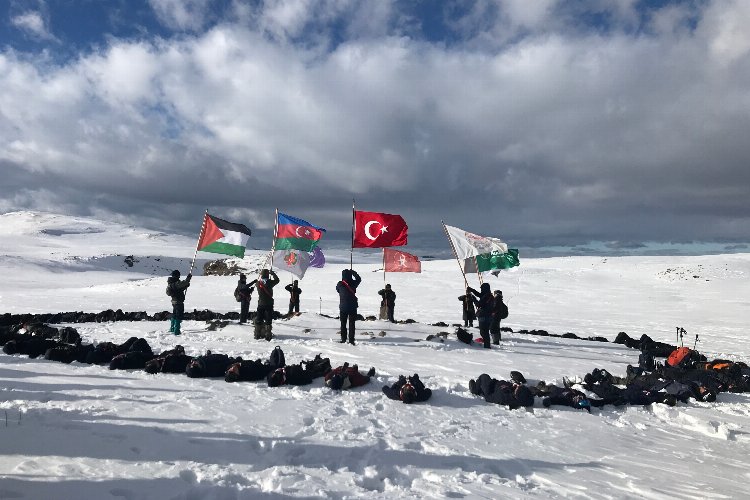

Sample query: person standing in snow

[285,280,302,315]
[336,269,361,345]
[378,284,396,323]
[470,283,494,349]
[251,269,279,340]
[490,290,508,344]
[235,274,254,324]
[458,288,476,327]
[166,270,191,335]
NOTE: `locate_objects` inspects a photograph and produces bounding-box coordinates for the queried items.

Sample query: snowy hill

[1,211,750,499]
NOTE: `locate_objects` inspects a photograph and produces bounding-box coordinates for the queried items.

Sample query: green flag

[475,249,520,272]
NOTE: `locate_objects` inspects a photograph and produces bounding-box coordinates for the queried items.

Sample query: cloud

[147,0,213,31]
[11,10,58,42]
[0,0,749,248]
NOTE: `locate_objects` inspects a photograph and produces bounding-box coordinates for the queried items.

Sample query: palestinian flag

[275,212,326,252]
[197,213,252,258]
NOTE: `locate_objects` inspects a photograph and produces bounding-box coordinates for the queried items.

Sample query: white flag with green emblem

[444,224,508,260]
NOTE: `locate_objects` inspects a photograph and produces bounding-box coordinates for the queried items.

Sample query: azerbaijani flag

[197,213,252,258]
[275,212,326,252]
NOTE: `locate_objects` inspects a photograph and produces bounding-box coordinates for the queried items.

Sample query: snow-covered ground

[1,211,749,499]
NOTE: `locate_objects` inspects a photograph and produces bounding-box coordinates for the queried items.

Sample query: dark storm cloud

[0,0,749,252]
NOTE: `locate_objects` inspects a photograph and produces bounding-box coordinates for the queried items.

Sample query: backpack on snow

[456,327,473,345]
[639,350,656,371]
[269,346,285,370]
[667,347,696,368]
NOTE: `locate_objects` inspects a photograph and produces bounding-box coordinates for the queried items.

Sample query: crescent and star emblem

[294,226,313,238]
[364,220,388,241]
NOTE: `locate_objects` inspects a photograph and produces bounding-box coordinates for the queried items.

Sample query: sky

[1,0,749,254]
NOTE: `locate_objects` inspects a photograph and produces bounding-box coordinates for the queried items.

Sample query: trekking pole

[319,297,322,315]
[693,334,699,350]
[679,328,686,347]
[676,326,680,346]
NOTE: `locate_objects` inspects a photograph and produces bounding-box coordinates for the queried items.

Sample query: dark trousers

[240,300,250,323]
[386,305,395,322]
[340,312,356,343]
[288,301,300,314]
[256,305,273,325]
[171,302,185,333]
[490,317,501,343]
[478,316,491,348]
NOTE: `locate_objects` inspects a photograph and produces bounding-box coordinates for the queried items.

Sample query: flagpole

[442,221,469,289]
[383,248,386,286]
[268,208,279,272]
[185,209,208,300]
[350,198,355,270]
[473,255,483,285]
[189,209,208,276]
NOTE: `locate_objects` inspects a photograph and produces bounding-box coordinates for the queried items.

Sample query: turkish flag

[384,248,421,273]
[353,211,408,248]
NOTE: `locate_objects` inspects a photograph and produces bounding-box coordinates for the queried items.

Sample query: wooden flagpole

[474,255,483,285]
[442,221,468,289]
[443,221,471,323]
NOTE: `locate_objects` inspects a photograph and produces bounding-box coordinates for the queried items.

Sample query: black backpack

[270,346,285,370]
[456,327,472,345]
[498,302,509,320]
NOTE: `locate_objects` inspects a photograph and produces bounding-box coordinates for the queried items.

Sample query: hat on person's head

[239,273,246,280]
[480,283,491,293]
[494,290,503,296]
[514,384,534,407]
[171,270,180,278]
[268,368,285,387]
[385,284,391,289]
[573,395,591,412]
[327,374,345,390]
[261,269,269,278]
[400,382,416,404]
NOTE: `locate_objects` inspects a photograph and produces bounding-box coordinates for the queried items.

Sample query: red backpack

[667,347,694,368]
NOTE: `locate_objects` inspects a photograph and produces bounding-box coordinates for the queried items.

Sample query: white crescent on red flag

[384,248,421,273]
[353,210,408,248]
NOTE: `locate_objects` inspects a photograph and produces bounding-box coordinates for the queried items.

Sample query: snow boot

[254,322,264,340]
[173,319,182,336]
[169,318,175,333]
[264,324,273,342]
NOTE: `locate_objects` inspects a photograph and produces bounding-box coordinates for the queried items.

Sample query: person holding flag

[250,269,279,340]
[285,280,302,315]
[336,269,362,345]
[235,274,254,324]
[166,270,191,335]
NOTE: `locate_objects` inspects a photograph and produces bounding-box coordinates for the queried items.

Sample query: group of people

[458,283,509,348]
[165,268,508,347]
